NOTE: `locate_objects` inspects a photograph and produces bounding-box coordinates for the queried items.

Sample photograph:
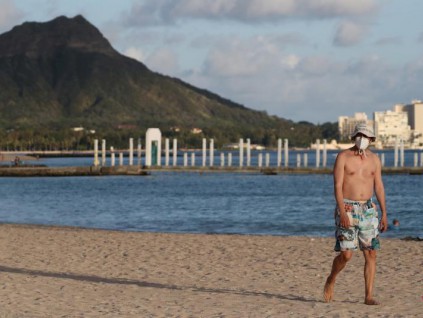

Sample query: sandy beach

[0,224,421,317]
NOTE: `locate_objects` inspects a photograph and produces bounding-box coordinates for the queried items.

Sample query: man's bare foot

[364,298,380,305]
[323,276,334,302]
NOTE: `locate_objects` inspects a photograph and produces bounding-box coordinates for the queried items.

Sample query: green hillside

[0,15,338,150]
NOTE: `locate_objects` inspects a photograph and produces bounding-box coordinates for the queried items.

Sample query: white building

[374,108,411,147]
[338,113,374,141]
[397,100,423,147]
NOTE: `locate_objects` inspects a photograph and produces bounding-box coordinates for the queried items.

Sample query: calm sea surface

[0,153,422,239]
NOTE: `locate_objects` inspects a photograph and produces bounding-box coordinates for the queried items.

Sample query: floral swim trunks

[334,199,380,252]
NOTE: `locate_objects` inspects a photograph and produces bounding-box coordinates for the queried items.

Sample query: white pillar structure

[394,137,399,167]
[400,139,404,167]
[165,138,170,166]
[277,138,282,167]
[258,153,263,167]
[381,153,385,167]
[246,138,251,167]
[265,153,270,167]
[414,153,418,167]
[191,153,196,167]
[316,139,320,168]
[210,139,214,167]
[297,153,301,167]
[119,153,123,166]
[220,153,225,167]
[323,139,327,168]
[202,138,207,167]
[183,153,188,166]
[137,138,142,166]
[239,139,244,167]
[129,138,134,166]
[228,153,232,167]
[93,139,99,166]
[304,153,308,168]
[173,138,177,166]
[421,152,423,167]
[284,138,289,167]
[101,139,106,166]
[145,128,162,166]
[110,146,115,167]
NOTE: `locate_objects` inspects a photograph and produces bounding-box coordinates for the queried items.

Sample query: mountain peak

[0,15,117,58]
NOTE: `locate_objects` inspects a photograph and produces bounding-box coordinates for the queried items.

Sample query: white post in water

[381,153,385,167]
[258,153,263,167]
[119,152,123,166]
[210,139,214,167]
[304,153,308,168]
[420,152,423,167]
[101,139,106,166]
[239,139,244,167]
[265,153,270,167]
[129,138,134,166]
[228,153,232,167]
[110,146,115,167]
[202,138,207,167]
[316,139,320,168]
[297,153,301,167]
[191,153,196,167]
[414,153,418,167]
[165,138,170,166]
[93,139,99,166]
[284,139,289,167]
[183,153,188,166]
[220,153,225,167]
[394,137,399,167]
[323,139,327,168]
[246,138,251,167]
[277,138,282,167]
[137,138,142,166]
[400,139,404,167]
[173,139,177,166]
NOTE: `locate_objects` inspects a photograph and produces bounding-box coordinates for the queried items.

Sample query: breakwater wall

[0,165,422,177]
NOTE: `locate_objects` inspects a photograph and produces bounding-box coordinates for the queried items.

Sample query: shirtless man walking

[324,123,388,305]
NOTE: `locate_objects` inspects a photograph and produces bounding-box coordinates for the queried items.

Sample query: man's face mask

[355,136,370,150]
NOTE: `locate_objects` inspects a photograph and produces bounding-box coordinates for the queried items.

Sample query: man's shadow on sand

[0,264,344,303]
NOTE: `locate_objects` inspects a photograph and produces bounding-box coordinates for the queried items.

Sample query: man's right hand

[339,212,351,228]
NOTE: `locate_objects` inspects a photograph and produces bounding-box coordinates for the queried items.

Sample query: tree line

[0,122,339,152]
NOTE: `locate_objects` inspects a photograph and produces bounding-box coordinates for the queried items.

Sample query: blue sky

[1,0,422,124]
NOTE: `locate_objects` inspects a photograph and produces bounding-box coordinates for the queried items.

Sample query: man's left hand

[379,215,388,233]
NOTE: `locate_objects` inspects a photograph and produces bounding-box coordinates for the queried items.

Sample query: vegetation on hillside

[0,15,339,151]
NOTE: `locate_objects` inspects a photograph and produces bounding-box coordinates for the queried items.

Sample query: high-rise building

[338,101,422,148]
[338,113,373,141]
[374,107,411,147]
[399,100,423,135]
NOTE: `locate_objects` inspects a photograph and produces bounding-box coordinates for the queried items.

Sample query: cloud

[374,36,402,46]
[333,21,368,46]
[0,0,24,32]
[145,48,179,74]
[123,0,378,26]
[124,47,145,62]
[177,32,419,123]
[202,35,300,77]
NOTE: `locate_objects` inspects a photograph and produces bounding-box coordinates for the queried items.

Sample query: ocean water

[0,170,421,239]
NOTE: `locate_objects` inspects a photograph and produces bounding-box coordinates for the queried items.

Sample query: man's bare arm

[333,152,350,228]
[374,156,388,232]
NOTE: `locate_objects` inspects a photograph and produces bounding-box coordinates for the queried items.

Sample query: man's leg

[324,250,353,302]
[363,249,379,305]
